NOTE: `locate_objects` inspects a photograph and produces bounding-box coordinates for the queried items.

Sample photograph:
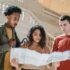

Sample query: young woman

[11,25,50,70]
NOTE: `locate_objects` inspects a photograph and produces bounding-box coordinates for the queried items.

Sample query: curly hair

[4,6,22,16]
[27,25,46,48]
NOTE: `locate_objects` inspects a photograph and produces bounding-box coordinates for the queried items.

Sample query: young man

[0,6,22,70]
[52,15,70,70]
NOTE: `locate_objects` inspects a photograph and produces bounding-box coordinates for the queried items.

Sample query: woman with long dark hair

[11,25,50,70]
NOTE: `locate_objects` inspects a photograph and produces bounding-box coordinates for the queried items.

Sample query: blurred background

[0,0,70,69]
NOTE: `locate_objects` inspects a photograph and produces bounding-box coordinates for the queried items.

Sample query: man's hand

[54,62,60,70]
[9,39,16,47]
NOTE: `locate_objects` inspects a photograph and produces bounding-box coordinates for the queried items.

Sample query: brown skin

[11,29,50,70]
[32,29,41,44]
[8,39,16,47]
[6,12,20,46]
[6,13,20,28]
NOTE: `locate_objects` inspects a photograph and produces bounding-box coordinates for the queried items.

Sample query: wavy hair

[27,25,46,48]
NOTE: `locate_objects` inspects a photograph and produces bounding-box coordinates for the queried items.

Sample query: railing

[0,0,61,48]
[19,5,56,48]
[43,7,61,19]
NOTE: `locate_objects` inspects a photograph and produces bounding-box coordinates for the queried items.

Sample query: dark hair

[59,15,70,24]
[4,6,22,16]
[28,25,46,48]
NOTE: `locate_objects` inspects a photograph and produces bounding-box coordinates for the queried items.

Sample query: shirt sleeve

[52,38,58,52]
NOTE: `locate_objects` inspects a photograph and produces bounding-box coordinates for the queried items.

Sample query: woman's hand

[10,58,19,69]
